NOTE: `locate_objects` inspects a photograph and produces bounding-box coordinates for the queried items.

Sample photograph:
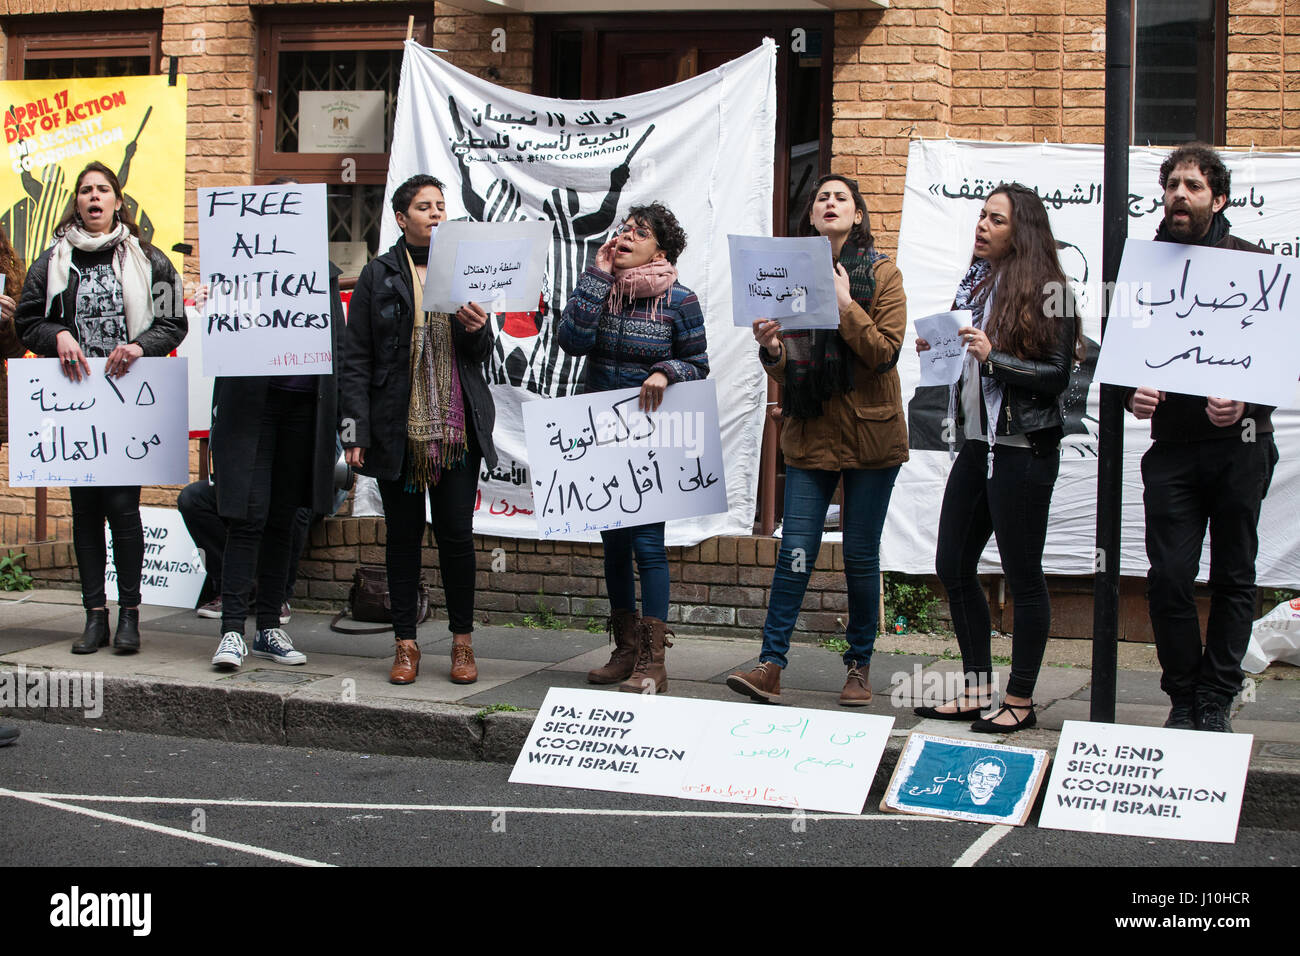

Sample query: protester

[727,175,907,707]
[1126,144,1275,734]
[913,182,1080,733]
[1,223,26,746]
[557,201,708,694]
[208,177,345,671]
[340,174,497,685]
[15,161,186,656]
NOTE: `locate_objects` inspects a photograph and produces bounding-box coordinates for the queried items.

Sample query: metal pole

[1091,0,1132,723]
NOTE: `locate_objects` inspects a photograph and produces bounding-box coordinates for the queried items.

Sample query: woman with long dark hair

[340,174,497,686]
[914,182,1081,732]
[15,161,186,654]
[727,174,908,706]
[558,201,708,694]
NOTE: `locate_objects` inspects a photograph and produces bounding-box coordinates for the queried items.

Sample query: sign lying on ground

[521,379,728,539]
[105,506,207,609]
[7,357,189,487]
[1038,720,1253,844]
[510,687,894,814]
[881,732,1049,826]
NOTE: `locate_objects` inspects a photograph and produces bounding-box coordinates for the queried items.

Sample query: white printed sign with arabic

[727,234,839,329]
[914,310,972,388]
[425,219,551,314]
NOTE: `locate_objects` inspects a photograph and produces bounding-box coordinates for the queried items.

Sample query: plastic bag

[1242,597,1300,674]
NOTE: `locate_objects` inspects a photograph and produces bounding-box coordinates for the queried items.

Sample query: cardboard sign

[1095,238,1300,408]
[1038,720,1253,844]
[510,688,894,814]
[727,234,839,329]
[914,310,972,388]
[520,379,728,538]
[198,183,333,377]
[425,220,551,314]
[7,357,189,487]
[104,506,207,609]
[881,732,1049,826]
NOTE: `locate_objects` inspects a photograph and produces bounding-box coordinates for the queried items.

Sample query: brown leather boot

[587,609,639,684]
[839,664,872,706]
[450,642,478,684]
[618,617,673,694]
[726,661,783,704]
[390,640,420,685]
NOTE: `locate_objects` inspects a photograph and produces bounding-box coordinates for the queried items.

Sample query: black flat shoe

[71,609,110,654]
[971,701,1036,734]
[914,698,993,720]
[113,607,141,653]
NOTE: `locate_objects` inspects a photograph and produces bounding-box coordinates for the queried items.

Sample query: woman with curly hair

[558,202,709,694]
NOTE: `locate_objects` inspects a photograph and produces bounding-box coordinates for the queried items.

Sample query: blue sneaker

[251,628,306,665]
[211,632,248,670]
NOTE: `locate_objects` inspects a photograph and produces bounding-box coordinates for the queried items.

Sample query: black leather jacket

[956,309,1078,456]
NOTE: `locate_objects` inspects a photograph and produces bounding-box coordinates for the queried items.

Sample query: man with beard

[1126,144,1277,734]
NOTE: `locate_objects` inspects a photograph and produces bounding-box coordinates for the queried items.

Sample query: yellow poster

[0,74,187,273]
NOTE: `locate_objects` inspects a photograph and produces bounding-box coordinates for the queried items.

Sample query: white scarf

[45,222,155,343]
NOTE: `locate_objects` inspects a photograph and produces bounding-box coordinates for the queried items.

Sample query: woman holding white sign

[340,174,497,686]
[14,161,186,656]
[558,202,709,694]
[914,183,1081,733]
[728,175,907,708]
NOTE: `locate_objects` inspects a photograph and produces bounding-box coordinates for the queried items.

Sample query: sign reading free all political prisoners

[198,183,333,377]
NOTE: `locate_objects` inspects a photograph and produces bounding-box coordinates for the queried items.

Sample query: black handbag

[330,565,431,634]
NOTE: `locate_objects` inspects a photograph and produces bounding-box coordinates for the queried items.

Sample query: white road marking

[8,790,961,823]
[0,788,334,867]
[952,824,1014,867]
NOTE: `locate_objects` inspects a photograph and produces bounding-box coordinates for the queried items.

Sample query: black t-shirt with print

[72,246,127,357]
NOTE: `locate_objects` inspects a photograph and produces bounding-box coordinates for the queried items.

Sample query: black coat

[210,263,345,520]
[340,242,498,481]
[15,239,187,359]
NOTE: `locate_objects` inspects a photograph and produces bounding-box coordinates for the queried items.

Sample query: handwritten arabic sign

[510,687,894,814]
[881,732,1048,826]
[1094,239,1300,408]
[1039,720,1252,844]
[727,234,839,329]
[104,506,207,609]
[425,219,550,313]
[520,379,728,538]
[7,358,189,487]
[197,183,333,377]
[914,310,972,388]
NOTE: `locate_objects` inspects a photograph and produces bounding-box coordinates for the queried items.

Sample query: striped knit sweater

[557,265,709,393]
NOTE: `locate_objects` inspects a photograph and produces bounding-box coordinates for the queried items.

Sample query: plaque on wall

[298,91,386,153]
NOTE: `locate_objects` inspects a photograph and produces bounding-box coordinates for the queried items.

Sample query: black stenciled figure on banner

[447,94,654,397]
[2,106,155,268]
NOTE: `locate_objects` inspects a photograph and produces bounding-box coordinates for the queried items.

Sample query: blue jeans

[601,523,669,620]
[760,464,900,669]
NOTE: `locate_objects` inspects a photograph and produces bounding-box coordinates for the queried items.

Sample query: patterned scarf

[608,258,677,320]
[780,240,881,420]
[44,222,154,341]
[948,257,1003,451]
[403,242,466,491]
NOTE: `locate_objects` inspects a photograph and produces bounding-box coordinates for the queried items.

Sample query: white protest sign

[727,234,838,329]
[1038,720,1253,844]
[425,219,550,314]
[198,183,333,377]
[914,310,971,388]
[510,687,894,814]
[1095,239,1300,408]
[521,379,728,538]
[104,506,207,609]
[7,358,189,487]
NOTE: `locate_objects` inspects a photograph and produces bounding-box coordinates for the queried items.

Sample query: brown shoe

[726,660,783,704]
[587,609,639,684]
[839,664,872,706]
[390,640,420,684]
[618,617,673,694]
[450,642,478,684]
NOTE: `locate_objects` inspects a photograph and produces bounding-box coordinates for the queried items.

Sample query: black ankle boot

[72,609,110,654]
[113,607,141,653]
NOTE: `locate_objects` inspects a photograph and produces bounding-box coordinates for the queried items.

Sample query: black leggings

[935,440,1059,700]
[70,485,143,609]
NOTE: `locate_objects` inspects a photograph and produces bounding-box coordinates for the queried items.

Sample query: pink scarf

[608,259,677,319]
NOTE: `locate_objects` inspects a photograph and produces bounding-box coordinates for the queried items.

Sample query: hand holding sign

[728,235,839,330]
[913,311,972,387]
[427,220,551,314]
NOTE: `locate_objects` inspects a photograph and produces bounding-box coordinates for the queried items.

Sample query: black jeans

[377,446,482,640]
[935,440,1059,700]
[70,485,143,609]
[220,390,315,635]
[1142,435,1278,705]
